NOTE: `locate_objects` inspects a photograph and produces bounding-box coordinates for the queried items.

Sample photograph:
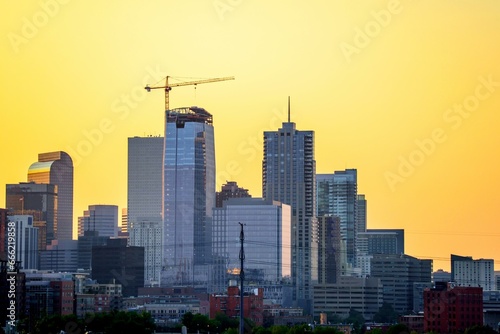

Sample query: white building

[8,215,38,270]
[129,220,162,285]
[452,255,495,291]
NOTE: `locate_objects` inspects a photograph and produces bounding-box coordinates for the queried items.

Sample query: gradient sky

[1,1,500,271]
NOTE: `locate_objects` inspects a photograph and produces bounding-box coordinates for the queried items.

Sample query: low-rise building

[423,282,483,333]
[210,285,264,326]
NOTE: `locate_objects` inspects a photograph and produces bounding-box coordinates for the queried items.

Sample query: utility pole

[239,222,245,334]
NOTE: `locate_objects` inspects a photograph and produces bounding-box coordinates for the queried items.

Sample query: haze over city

[1,0,500,272]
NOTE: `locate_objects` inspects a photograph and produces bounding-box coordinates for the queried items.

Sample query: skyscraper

[127,136,164,286]
[78,205,119,238]
[8,215,39,270]
[127,136,164,230]
[6,182,57,245]
[316,169,358,266]
[211,198,291,293]
[263,121,316,310]
[27,151,73,240]
[162,107,215,287]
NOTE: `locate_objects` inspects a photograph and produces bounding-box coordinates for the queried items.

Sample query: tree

[385,323,409,334]
[344,308,365,334]
[465,325,499,334]
[372,303,398,323]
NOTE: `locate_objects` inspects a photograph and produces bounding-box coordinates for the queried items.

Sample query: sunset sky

[1,1,500,271]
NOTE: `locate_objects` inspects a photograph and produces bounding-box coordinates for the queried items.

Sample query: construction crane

[144,76,235,111]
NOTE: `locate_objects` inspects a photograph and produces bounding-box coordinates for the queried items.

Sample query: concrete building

[371,254,432,315]
[451,254,495,291]
[316,169,358,266]
[127,136,163,231]
[78,205,119,238]
[263,121,317,311]
[216,181,251,207]
[211,198,291,293]
[317,215,341,284]
[356,194,367,233]
[27,151,73,241]
[163,107,215,287]
[7,215,38,270]
[6,183,57,246]
[313,276,383,320]
[424,282,483,333]
[129,220,162,286]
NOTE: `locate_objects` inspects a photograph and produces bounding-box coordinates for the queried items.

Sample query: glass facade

[163,107,215,286]
[27,151,73,241]
[316,169,358,266]
[211,198,291,293]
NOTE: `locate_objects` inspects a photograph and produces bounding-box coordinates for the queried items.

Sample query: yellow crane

[144,76,235,111]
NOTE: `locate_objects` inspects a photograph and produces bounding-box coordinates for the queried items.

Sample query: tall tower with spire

[262,99,317,312]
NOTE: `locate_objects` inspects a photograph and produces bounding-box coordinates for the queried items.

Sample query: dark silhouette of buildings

[92,238,144,297]
[215,181,251,207]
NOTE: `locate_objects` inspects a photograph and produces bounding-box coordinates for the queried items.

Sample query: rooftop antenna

[287,96,291,122]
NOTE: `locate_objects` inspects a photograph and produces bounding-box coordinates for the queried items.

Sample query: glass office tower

[27,151,73,241]
[162,107,215,287]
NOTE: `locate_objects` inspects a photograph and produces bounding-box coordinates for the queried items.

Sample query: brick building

[424,282,483,333]
[210,286,264,326]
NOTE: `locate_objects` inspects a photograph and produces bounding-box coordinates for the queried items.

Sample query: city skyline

[1,2,500,271]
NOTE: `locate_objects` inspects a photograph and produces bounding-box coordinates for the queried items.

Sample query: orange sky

[1,1,500,271]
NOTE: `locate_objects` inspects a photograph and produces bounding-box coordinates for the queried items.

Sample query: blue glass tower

[162,107,215,286]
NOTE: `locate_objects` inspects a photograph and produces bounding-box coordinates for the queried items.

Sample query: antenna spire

[287,96,290,122]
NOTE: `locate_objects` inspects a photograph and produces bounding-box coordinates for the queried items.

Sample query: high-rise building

[92,238,144,297]
[127,136,164,287]
[316,169,358,266]
[356,229,405,275]
[127,136,163,230]
[263,121,316,310]
[6,183,57,245]
[7,215,39,270]
[77,230,109,270]
[451,254,495,291]
[215,181,251,207]
[357,229,405,256]
[78,205,119,238]
[39,239,78,272]
[129,221,162,286]
[27,151,73,241]
[211,198,291,293]
[356,194,367,233]
[371,254,432,314]
[163,107,215,287]
[317,216,341,284]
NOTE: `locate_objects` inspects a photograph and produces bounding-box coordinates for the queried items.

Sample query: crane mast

[145,75,235,111]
